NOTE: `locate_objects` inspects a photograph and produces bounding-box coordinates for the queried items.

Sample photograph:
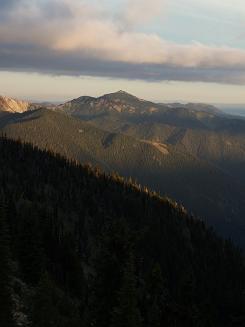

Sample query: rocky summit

[0,96,30,113]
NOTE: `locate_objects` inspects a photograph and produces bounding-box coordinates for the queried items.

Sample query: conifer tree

[32,273,59,327]
[147,263,167,327]
[17,208,45,285]
[111,252,142,327]
[86,220,122,327]
[86,217,136,327]
[0,202,14,327]
[32,272,81,327]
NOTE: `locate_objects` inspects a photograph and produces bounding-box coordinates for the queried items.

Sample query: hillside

[0,136,245,327]
[56,92,245,235]
[1,92,245,247]
[57,92,245,184]
[1,109,245,247]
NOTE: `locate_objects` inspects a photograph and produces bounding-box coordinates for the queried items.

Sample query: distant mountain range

[1,91,245,247]
[220,105,245,118]
[0,91,223,116]
[57,90,223,118]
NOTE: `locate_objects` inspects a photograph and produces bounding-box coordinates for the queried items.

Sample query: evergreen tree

[17,207,45,285]
[58,233,85,298]
[32,272,81,327]
[111,252,142,327]
[85,218,124,327]
[0,202,14,326]
[146,263,167,327]
[32,273,59,327]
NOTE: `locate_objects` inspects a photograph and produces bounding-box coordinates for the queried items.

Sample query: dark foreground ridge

[0,136,245,326]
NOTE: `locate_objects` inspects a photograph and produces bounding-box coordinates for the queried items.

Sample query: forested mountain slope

[65,92,245,183]
[0,136,245,327]
[55,91,245,246]
[1,108,245,248]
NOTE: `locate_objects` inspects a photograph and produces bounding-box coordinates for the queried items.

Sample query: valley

[1,91,245,247]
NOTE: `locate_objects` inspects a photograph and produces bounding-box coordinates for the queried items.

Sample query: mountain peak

[101,90,140,102]
[117,90,131,94]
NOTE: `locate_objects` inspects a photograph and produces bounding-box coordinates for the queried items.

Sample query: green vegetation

[1,108,245,248]
[0,135,245,326]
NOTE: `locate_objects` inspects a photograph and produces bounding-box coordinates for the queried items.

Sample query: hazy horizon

[1,72,245,108]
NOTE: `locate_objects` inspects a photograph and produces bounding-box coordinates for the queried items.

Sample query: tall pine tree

[0,201,14,326]
[111,252,142,327]
[146,263,168,327]
[32,272,81,327]
[17,205,45,285]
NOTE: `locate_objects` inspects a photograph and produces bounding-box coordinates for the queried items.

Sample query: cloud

[0,0,16,9]
[1,0,245,84]
[122,0,165,26]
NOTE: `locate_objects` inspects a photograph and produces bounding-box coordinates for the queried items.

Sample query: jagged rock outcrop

[0,96,30,113]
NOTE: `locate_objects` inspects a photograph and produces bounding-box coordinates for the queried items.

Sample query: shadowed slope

[0,136,245,326]
[1,108,245,247]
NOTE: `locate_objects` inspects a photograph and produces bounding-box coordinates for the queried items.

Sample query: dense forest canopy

[0,135,245,326]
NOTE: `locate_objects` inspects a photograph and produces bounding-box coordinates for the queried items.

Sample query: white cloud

[122,0,165,26]
[1,0,245,83]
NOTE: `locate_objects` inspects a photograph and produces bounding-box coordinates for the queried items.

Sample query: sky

[0,0,245,104]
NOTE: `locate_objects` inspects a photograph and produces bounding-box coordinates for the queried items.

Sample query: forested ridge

[2,103,245,248]
[0,135,245,326]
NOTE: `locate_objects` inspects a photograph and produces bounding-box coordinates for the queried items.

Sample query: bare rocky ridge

[0,96,31,113]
